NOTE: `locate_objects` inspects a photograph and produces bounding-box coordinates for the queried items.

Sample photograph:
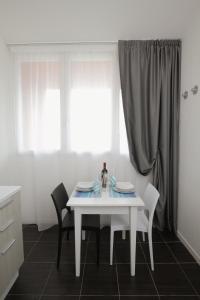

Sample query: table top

[67,185,144,207]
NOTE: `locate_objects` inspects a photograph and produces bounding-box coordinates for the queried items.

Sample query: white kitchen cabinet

[0,186,24,300]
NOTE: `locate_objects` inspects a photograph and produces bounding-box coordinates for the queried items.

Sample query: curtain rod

[7,41,118,46]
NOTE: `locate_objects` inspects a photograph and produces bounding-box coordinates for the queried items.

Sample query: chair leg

[110,229,114,265]
[148,228,154,271]
[142,232,145,242]
[57,229,63,269]
[82,230,86,240]
[96,230,100,265]
[122,230,126,240]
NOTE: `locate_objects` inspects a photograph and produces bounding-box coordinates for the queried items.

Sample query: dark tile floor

[6,225,200,300]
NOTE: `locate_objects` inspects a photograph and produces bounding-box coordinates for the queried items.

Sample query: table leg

[129,206,137,276]
[74,208,82,277]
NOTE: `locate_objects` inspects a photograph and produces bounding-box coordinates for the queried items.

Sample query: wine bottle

[101,162,108,188]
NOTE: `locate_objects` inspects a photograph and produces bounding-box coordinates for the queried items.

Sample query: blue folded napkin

[109,175,117,187]
[93,179,101,193]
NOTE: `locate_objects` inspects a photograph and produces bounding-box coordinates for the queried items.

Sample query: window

[15,47,129,155]
[70,88,112,153]
[69,58,113,153]
[18,59,61,152]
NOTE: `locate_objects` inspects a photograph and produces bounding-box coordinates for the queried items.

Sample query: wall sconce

[182,91,188,99]
[191,85,198,95]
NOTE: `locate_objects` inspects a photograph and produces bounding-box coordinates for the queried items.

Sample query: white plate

[76,181,94,191]
[76,187,93,192]
[114,186,135,193]
[115,181,135,191]
[77,181,94,189]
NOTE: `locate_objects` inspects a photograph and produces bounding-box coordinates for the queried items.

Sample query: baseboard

[177,230,200,264]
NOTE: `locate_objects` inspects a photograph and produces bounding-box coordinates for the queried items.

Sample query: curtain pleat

[118,39,181,231]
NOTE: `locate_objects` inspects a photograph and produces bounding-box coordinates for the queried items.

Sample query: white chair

[110,183,160,271]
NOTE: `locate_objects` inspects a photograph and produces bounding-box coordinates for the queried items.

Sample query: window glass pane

[40,89,60,151]
[69,57,113,153]
[70,88,112,153]
[18,60,61,152]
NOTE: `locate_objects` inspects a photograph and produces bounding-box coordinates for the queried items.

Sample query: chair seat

[111,210,148,232]
[62,210,100,230]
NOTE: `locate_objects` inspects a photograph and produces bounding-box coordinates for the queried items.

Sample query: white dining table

[67,185,144,277]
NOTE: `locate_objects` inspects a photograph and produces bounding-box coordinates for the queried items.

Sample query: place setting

[74,175,137,199]
[75,180,102,197]
[109,175,137,198]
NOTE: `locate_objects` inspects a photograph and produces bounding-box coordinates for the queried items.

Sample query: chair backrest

[51,183,71,227]
[143,183,160,223]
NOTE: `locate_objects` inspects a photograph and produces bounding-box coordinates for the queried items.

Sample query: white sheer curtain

[10,45,148,230]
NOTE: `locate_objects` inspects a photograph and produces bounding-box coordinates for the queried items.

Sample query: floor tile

[23,241,36,259]
[160,230,180,242]
[27,242,57,262]
[117,264,157,295]
[61,241,87,264]
[120,297,159,300]
[168,243,196,263]
[86,242,112,263]
[40,225,61,242]
[41,296,79,300]
[8,225,200,299]
[141,243,176,263]
[160,297,199,299]
[151,264,196,295]
[80,297,119,300]
[6,295,40,299]
[89,226,110,242]
[140,229,164,243]
[181,263,200,294]
[23,224,43,242]
[43,264,82,295]
[81,264,118,295]
[89,227,141,243]
[114,230,141,243]
[115,242,145,263]
[9,262,52,295]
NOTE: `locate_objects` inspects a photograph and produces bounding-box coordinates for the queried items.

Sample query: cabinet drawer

[0,195,21,249]
[0,188,23,299]
[0,194,19,229]
[0,221,24,296]
[0,219,20,253]
[0,234,23,289]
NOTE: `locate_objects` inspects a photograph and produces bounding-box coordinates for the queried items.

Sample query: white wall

[0,37,11,182]
[0,0,199,43]
[178,10,200,261]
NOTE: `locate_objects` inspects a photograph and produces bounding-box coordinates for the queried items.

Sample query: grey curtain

[118,40,181,231]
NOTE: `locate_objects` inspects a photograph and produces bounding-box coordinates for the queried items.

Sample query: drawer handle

[0,219,15,232]
[1,239,16,255]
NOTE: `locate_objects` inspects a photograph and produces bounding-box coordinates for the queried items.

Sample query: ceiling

[0,0,199,44]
